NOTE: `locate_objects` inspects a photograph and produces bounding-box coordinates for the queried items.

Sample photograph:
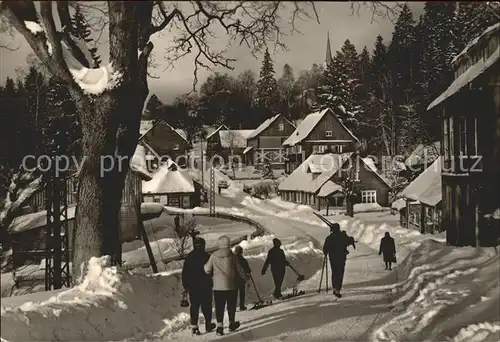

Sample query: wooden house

[142,159,202,209]
[140,119,191,167]
[399,157,442,234]
[400,142,441,181]
[427,23,500,247]
[278,153,391,211]
[282,108,359,174]
[205,125,253,166]
[244,114,296,169]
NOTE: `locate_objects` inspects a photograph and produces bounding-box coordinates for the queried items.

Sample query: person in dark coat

[323,223,355,298]
[234,245,251,310]
[379,232,396,270]
[182,237,216,335]
[261,238,290,299]
[174,215,180,232]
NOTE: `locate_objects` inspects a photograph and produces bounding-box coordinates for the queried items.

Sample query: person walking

[323,223,354,298]
[261,238,290,299]
[234,245,251,311]
[379,232,396,270]
[204,235,249,336]
[181,237,216,336]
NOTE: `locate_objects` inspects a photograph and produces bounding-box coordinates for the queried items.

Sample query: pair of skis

[250,265,305,310]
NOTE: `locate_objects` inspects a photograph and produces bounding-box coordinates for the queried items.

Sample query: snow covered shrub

[251,179,279,199]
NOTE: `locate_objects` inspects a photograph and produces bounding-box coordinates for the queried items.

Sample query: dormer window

[325,130,333,137]
[278,123,284,131]
[173,143,180,151]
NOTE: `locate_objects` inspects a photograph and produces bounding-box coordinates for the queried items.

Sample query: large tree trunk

[72,83,144,282]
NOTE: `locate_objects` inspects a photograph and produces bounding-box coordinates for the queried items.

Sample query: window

[449,117,454,158]
[173,143,180,151]
[278,123,284,131]
[443,116,449,160]
[471,117,478,155]
[458,117,467,155]
[361,190,377,204]
[297,192,302,203]
[331,145,343,153]
[297,145,302,153]
[325,130,333,137]
[182,196,190,208]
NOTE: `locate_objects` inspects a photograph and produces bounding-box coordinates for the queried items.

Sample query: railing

[122,210,267,270]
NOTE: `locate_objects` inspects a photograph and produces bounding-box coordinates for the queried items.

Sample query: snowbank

[1,236,324,341]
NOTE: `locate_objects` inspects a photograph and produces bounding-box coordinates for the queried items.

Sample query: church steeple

[325,31,333,67]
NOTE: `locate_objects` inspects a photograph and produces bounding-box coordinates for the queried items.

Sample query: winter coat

[204,248,249,291]
[323,231,354,262]
[262,247,290,275]
[182,248,212,293]
[379,236,396,262]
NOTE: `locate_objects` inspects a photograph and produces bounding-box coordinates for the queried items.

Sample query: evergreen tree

[44,77,82,159]
[145,94,164,118]
[71,4,101,67]
[453,2,500,51]
[278,63,295,118]
[261,159,274,180]
[256,48,280,119]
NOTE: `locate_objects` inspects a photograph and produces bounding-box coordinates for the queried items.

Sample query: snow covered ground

[1,176,499,342]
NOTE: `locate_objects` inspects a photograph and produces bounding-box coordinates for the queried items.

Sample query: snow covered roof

[361,157,392,187]
[278,153,353,193]
[142,160,195,194]
[282,108,358,146]
[206,124,229,140]
[405,142,441,167]
[451,23,499,65]
[219,130,253,149]
[138,119,189,143]
[428,26,499,110]
[175,129,188,141]
[391,198,406,210]
[130,145,153,181]
[400,157,442,207]
[247,114,294,140]
[317,180,342,198]
[10,206,77,234]
[139,120,154,136]
[243,146,254,154]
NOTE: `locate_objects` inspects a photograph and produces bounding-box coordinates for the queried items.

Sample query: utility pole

[209,166,216,216]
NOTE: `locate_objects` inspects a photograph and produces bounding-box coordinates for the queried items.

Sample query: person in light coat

[204,235,249,336]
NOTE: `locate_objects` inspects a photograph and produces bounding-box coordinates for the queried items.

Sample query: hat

[272,238,281,246]
[193,237,206,248]
[217,235,231,248]
[234,245,243,255]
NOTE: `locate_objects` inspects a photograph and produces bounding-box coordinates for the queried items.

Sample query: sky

[0,2,424,104]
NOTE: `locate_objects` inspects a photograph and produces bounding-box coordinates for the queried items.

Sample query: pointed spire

[325,31,333,67]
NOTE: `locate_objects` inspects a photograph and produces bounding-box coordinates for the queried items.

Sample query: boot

[191,327,201,335]
[205,322,216,333]
[216,327,224,336]
[333,290,342,298]
[229,321,241,331]
[240,305,247,311]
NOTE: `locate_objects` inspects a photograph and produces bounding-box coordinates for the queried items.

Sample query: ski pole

[249,273,263,302]
[318,254,326,293]
[288,264,305,281]
[325,254,329,292]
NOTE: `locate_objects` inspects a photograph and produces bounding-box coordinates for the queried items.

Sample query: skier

[323,223,354,298]
[234,245,251,311]
[204,235,249,336]
[379,232,396,270]
[261,238,290,299]
[181,237,216,335]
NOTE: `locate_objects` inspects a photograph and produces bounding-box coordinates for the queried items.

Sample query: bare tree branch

[349,1,404,24]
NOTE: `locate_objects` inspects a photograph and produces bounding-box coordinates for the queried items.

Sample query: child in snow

[234,245,251,311]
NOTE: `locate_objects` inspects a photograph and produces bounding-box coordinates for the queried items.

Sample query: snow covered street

[1,178,499,342]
